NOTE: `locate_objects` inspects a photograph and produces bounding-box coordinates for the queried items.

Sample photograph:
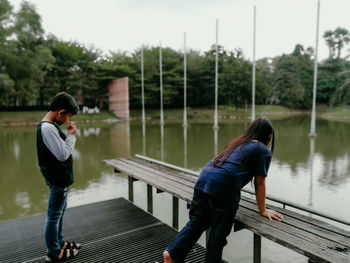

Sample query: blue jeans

[166,190,238,263]
[45,184,68,254]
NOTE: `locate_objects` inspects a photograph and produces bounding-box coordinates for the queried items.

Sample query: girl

[163,117,283,263]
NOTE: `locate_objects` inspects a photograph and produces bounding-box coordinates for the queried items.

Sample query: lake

[0,115,349,262]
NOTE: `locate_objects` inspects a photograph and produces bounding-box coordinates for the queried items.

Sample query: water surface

[0,116,349,262]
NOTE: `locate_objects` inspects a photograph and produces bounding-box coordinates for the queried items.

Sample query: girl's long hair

[212,117,275,167]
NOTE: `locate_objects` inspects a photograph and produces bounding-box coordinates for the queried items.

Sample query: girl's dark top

[194,141,271,208]
[37,122,74,187]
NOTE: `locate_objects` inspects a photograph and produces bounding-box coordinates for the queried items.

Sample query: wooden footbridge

[1,155,349,263]
[103,155,350,263]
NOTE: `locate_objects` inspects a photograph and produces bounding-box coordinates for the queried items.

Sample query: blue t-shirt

[194,141,271,207]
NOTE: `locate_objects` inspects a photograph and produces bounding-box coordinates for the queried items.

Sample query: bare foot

[163,250,174,263]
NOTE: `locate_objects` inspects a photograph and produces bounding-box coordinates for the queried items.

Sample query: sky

[8,0,350,61]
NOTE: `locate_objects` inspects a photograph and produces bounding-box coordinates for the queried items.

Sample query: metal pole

[128,176,134,202]
[172,196,179,229]
[310,0,320,137]
[251,6,256,121]
[141,47,145,123]
[160,42,164,125]
[183,32,188,127]
[214,19,219,129]
[253,234,261,263]
[147,184,153,214]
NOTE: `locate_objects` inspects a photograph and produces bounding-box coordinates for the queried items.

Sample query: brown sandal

[45,248,79,262]
[60,240,82,250]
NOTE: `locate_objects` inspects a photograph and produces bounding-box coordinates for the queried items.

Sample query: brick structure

[108,77,129,120]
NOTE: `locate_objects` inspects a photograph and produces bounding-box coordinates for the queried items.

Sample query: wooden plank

[119,158,196,188]
[240,198,350,247]
[238,206,349,253]
[241,195,350,241]
[128,158,198,183]
[234,212,350,263]
[124,158,197,185]
[104,160,193,202]
[108,159,194,197]
[120,159,196,189]
[105,159,195,196]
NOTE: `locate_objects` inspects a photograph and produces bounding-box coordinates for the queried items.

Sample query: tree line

[0,0,349,110]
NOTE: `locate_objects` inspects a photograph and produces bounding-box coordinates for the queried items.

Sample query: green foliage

[0,1,349,110]
[331,70,350,105]
[43,38,100,102]
[323,27,350,59]
[272,54,305,108]
[270,45,313,108]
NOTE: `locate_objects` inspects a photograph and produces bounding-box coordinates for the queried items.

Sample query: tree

[186,49,206,107]
[272,55,305,108]
[270,45,313,108]
[0,0,15,107]
[323,27,350,59]
[331,69,350,105]
[220,50,251,109]
[6,1,54,106]
[317,59,345,105]
[42,37,100,106]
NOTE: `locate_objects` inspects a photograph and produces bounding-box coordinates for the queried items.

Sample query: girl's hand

[261,209,284,221]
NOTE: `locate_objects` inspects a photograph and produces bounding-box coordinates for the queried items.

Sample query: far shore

[0,105,349,126]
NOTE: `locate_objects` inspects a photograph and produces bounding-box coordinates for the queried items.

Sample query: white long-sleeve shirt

[41,122,76,162]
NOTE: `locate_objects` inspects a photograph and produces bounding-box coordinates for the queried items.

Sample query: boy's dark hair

[49,92,79,115]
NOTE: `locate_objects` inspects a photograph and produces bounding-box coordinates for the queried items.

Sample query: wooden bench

[103,157,350,263]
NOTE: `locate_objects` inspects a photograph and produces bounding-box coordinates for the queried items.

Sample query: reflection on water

[0,116,349,261]
[160,123,164,161]
[183,126,187,168]
[142,122,146,156]
[214,128,218,156]
[308,137,315,207]
[13,141,20,160]
[1,117,349,220]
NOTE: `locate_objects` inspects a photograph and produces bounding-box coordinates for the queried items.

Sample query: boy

[37,92,81,262]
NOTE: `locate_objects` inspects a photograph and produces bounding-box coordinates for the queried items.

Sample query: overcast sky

[8,0,350,60]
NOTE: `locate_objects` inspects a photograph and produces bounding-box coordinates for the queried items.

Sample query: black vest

[37,122,74,187]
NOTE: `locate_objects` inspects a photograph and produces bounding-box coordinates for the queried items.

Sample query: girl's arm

[254,175,284,221]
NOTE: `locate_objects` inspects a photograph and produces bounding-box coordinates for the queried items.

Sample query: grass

[0,104,349,126]
[130,105,306,119]
[320,105,350,116]
[0,111,118,126]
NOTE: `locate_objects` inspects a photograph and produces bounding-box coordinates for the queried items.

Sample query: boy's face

[55,110,72,125]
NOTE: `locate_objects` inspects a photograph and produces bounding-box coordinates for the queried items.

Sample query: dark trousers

[166,190,238,263]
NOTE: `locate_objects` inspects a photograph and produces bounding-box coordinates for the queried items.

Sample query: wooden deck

[0,198,213,263]
[104,157,350,263]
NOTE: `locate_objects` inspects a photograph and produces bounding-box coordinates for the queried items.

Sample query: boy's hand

[67,121,76,135]
[261,209,284,221]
